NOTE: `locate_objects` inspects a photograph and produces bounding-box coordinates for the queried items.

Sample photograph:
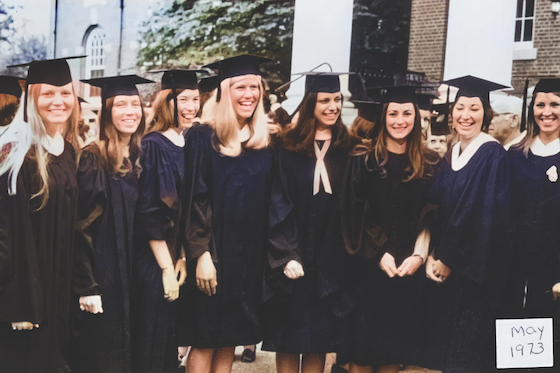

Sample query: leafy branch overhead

[138,0,294,87]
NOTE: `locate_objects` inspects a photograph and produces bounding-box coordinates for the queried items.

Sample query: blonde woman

[0,58,80,373]
[181,55,273,373]
[132,70,199,373]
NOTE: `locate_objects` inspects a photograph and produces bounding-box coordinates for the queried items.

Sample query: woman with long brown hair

[132,70,199,373]
[262,72,359,373]
[0,58,80,373]
[507,78,560,371]
[339,86,439,373]
[71,75,152,373]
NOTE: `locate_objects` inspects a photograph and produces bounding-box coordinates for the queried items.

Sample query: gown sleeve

[137,137,182,246]
[340,153,388,259]
[0,164,43,324]
[72,147,105,297]
[183,125,215,261]
[267,148,301,270]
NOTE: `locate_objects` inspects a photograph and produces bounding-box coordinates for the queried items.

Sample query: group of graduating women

[0,52,559,373]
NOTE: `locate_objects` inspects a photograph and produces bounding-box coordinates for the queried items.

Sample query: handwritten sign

[496,318,554,369]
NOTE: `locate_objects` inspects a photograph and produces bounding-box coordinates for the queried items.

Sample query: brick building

[408,0,560,93]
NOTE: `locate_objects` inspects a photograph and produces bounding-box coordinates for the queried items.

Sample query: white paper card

[496,318,554,369]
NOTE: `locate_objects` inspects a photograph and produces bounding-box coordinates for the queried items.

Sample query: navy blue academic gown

[132,132,185,373]
[338,150,440,367]
[179,123,272,348]
[70,145,138,373]
[422,141,510,373]
[0,142,78,373]
[261,142,351,355]
[506,146,560,372]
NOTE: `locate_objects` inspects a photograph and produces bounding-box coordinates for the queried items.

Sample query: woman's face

[111,95,143,135]
[452,96,484,141]
[176,89,200,128]
[37,83,75,127]
[314,92,341,128]
[385,102,415,141]
[533,92,560,138]
[229,75,260,122]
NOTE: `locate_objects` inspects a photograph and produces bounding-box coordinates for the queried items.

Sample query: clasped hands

[425,254,451,283]
[379,252,423,278]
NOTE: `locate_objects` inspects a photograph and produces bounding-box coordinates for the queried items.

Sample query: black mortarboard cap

[161,70,199,90]
[78,97,88,104]
[81,75,153,100]
[204,54,272,81]
[534,78,560,94]
[444,75,508,105]
[380,85,422,104]
[430,117,451,136]
[352,100,381,123]
[0,76,23,97]
[198,75,220,95]
[204,54,272,102]
[8,56,85,122]
[298,72,346,94]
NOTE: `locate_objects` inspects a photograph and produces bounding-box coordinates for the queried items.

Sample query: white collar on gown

[41,133,65,156]
[451,132,499,171]
[530,137,560,157]
[238,125,251,143]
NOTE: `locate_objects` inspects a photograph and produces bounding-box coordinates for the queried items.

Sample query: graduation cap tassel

[24,85,29,123]
[172,87,179,127]
[444,85,450,128]
[216,84,222,103]
[521,78,529,133]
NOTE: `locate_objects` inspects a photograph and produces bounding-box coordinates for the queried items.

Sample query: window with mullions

[515,0,535,42]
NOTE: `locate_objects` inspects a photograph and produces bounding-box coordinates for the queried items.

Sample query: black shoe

[241,348,256,363]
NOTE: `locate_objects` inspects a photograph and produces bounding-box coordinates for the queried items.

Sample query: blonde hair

[200,75,269,157]
[0,83,79,206]
[519,91,560,156]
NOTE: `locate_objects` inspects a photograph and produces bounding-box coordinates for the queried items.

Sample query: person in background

[0,57,81,373]
[71,75,152,373]
[133,70,199,373]
[0,76,23,164]
[489,94,525,150]
[426,118,450,158]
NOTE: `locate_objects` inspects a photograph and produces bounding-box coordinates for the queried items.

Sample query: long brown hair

[0,93,20,126]
[518,91,560,156]
[97,96,145,176]
[283,92,357,156]
[357,102,431,182]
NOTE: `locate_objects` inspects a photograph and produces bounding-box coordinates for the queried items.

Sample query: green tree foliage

[138,0,294,88]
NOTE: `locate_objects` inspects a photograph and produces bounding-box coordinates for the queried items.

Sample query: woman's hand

[11,322,38,330]
[379,252,398,278]
[283,260,304,280]
[431,258,451,282]
[162,267,180,301]
[397,255,423,277]
[79,295,104,314]
[196,251,217,296]
[425,254,442,283]
[553,283,560,300]
[175,258,187,287]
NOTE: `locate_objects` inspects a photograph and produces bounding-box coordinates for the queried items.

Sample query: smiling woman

[262,72,360,373]
[0,58,80,373]
[507,78,560,370]
[72,75,151,373]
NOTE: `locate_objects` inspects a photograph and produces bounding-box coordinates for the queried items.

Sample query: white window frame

[513,0,537,60]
